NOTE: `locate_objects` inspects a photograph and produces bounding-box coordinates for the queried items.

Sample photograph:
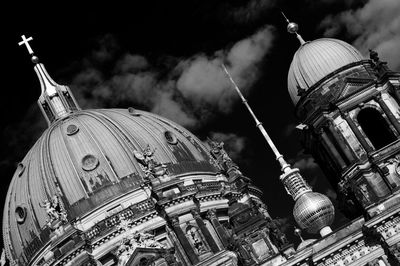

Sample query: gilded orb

[293,192,335,234]
[287,22,299,34]
[31,55,39,64]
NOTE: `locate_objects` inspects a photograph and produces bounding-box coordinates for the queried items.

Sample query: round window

[81,154,99,171]
[17,162,25,177]
[66,124,79,135]
[128,107,140,116]
[15,206,27,224]
[164,131,178,145]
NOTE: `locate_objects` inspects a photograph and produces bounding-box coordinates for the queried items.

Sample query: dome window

[15,206,27,224]
[66,124,79,135]
[17,162,25,177]
[81,154,99,171]
[128,107,140,116]
[164,131,178,145]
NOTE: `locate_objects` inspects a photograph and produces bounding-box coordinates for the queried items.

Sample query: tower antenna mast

[221,64,290,172]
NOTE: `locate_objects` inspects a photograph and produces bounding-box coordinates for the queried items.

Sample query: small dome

[288,38,364,105]
[293,192,335,234]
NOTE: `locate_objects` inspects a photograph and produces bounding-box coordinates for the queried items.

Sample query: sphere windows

[17,162,25,177]
[164,131,178,145]
[15,206,27,224]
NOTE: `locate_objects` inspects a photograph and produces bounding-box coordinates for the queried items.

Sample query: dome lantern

[18,35,80,125]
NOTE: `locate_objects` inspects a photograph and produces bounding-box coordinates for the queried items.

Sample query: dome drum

[294,61,376,121]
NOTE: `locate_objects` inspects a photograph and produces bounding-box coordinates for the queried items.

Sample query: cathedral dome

[288,38,364,105]
[2,108,216,262]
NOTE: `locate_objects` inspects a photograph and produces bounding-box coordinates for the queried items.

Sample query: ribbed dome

[288,38,364,105]
[3,108,216,262]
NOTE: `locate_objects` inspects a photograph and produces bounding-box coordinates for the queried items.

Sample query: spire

[18,35,80,125]
[281,12,306,45]
[222,64,334,236]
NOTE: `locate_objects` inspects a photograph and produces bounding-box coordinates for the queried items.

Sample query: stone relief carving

[116,231,166,266]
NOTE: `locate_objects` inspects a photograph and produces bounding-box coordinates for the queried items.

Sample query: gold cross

[18,35,34,55]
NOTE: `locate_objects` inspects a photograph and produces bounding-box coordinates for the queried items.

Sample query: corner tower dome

[287,38,364,105]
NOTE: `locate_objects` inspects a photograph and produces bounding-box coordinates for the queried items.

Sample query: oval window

[17,162,25,177]
[164,131,178,145]
[81,154,99,171]
[15,206,27,224]
[66,124,79,135]
[128,107,140,116]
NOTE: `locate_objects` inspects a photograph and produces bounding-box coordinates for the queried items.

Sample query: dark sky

[2,0,399,248]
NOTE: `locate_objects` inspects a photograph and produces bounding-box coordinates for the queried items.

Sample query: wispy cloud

[320,0,400,70]
[72,26,275,129]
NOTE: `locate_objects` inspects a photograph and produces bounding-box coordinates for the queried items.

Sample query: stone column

[375,94,400,134]
[206,209,231,247]
[391,85,400,104]
[327,120,356,162]
[170,216,199,264]
[191,210,220,253]
[342,112,374,153]
[319,129,347,169]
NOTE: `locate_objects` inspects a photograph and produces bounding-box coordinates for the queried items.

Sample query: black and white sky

[1,0,400,246]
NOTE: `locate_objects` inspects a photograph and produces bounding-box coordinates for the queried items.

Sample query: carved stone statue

[39,195,68,230]
[265,218,288,249]
[207,138,242,177]
[134,144,170,183]
[186,224,206,254]
[369,49,390,75]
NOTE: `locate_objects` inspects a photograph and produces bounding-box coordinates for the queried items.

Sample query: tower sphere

[293,192,335,234]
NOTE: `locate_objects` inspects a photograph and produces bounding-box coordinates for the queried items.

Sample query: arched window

[357,107,397,149]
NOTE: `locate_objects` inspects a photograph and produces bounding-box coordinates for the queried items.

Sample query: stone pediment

[115,231,178,266]
[121,247,172,266]
[338,77,375,100]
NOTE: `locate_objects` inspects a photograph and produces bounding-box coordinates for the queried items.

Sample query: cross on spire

[18,35,34,55]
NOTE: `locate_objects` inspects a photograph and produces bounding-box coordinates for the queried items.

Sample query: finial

[18,35,39,64]
[18,34,81,125]
[280,12,305,45]
[294,227,304,242]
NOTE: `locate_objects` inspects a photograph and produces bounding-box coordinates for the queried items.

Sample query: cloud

[292,154,319,172]
[222,0,276,25]
[72,26,275,129]
[325,188,337,200]
[320,0,400,70]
